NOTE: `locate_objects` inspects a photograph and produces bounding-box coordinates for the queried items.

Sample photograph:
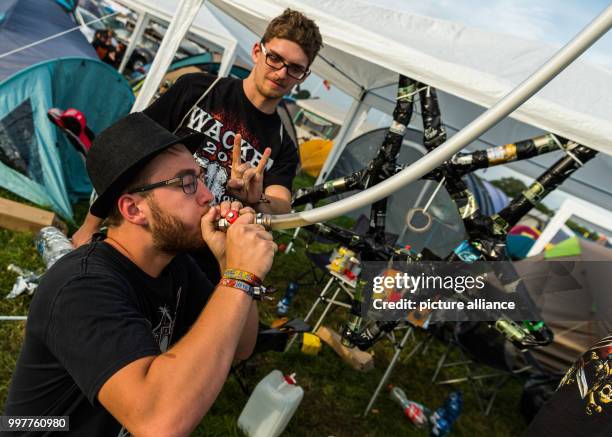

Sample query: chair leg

[363,327,418,417]
[285,277,336,351]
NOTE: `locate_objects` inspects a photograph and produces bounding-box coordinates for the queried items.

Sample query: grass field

[0,182,529,436]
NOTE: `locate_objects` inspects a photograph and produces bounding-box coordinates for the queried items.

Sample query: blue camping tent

[0,0,134,220]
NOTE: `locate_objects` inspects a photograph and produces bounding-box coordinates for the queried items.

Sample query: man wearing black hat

[4,113,275,436]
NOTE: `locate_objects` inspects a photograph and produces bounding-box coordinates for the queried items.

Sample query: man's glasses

[128,172,205,195]
[260,43,310,80]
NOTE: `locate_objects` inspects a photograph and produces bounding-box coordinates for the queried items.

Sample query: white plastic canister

[238,370,304,437]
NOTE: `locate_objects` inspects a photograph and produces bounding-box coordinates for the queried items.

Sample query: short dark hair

[262,8,322,66]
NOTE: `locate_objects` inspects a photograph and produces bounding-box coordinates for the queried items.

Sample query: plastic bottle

[276,281,299,315]
[238,370,304,437]
[443,391,463,424]
[430,391,462,436]
[35,226,73,269]
[389,386,429,428]
[429,409,450,437]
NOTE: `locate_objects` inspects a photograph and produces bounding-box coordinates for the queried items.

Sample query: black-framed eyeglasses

[260,43,310,80]
[127,172,205,195]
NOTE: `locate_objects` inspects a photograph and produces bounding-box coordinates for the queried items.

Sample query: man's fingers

[239,206,256,215]
[256,148,272,175]
[242,168,257,188]
[255,230,274,241]
[235,163,250,175]
[231,133,242,176]
[219,200,242,217]
[200,206,220,238]
[234,211,256,225]
[227,179,244,191]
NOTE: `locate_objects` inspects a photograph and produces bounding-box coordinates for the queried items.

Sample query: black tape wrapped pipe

[497,144,598,228]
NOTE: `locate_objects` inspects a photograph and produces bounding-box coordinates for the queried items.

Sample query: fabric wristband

[222,268,262,286]
[220,278,254,298]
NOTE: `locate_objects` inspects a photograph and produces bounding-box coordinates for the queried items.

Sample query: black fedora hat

[86,112,203,218]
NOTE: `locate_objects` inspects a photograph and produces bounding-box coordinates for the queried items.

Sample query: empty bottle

[429,409,450,437]
[35,226,73,269]
[443,391,463,424]
[276,281,298,315]
[389,385,429,428]
[430,391,462,436]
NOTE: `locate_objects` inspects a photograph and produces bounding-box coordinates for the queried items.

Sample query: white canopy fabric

[208,0,612,158]
[117,0,252,110]
[118,0,243,57]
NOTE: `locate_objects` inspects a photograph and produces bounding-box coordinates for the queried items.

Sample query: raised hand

[226,133,271,206]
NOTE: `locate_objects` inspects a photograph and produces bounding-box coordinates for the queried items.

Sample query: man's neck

[242,76,280,114]
[105,228,172,278]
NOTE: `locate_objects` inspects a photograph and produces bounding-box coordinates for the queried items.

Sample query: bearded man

[4,113,276,436]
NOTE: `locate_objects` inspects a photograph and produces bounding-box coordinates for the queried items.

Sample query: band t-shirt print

[144,72,298,205]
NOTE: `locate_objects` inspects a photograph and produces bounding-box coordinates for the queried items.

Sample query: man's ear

[117,194,148,226]
[251,42,261,63]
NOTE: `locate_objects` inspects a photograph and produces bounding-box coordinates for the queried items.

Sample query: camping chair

[231,319,311,395]
[290,229,334,289]
[429,322,533,415]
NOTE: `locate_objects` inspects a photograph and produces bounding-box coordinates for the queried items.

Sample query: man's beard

[148,198,205,255]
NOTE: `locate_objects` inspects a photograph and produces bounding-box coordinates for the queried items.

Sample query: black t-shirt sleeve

[45,275,160,404]
[264,128,299,191]
[143,72,216,132]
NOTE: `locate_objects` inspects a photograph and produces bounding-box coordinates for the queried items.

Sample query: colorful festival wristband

[222,268,262,286]
[219,278,274,301]
[220,278,254,298]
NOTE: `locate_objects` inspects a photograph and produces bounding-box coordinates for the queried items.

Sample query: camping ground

[0,182,528,436]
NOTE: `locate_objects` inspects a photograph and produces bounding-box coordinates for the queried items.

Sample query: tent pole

[267,4,612,230]
[316,90,368,183]
[118,10,149,74]
[131,0,206,112]
[527,198,612,256]
[217,41,237,77]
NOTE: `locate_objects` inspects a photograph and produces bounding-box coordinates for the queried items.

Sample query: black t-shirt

[525,334,612,436]
[144,72,298,205]
[4,242,214,436]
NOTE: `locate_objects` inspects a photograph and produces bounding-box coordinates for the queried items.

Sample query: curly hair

[262,8,323,66]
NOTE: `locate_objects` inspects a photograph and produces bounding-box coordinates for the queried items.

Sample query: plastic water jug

[238,370,304,437]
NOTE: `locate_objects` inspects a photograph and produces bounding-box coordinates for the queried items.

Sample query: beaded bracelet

[222,268,262,286]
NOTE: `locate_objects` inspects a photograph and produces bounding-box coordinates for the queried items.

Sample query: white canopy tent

[202,0,612,181]
[115,0,251,110]
[133,1,612,209]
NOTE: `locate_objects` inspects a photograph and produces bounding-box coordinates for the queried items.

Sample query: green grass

[0,179,528,436]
